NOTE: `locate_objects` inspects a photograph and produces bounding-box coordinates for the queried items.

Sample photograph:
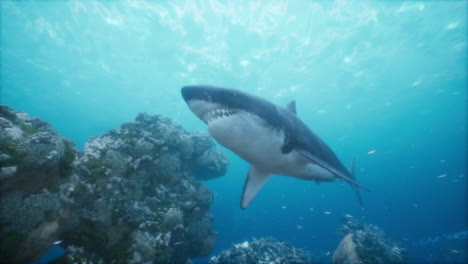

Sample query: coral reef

[0,106,77,263]
[0,106,77,194]
[209,237,313,264]
[333,215,407,264]
[0,107,228,264]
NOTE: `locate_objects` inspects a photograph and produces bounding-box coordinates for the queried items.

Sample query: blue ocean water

[1,1,466,263]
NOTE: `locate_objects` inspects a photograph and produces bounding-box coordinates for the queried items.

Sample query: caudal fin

[349,157,364,207]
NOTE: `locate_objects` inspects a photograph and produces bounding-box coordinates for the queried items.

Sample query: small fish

[173,241,184,246]
[281,206,287,209]
[450,249,460,254]
[436,174,448,178]
[440,160,446,163]
[296,225,304,229]
[326,251,331,256]
[344,214,353,218]
[309,208,314,211]
[53,240,63,245]
[323,211,332,215]
[367,149,378,154]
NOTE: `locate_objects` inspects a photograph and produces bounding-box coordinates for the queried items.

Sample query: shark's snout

[181,85,273,125]
[181,85,198,102]
[181,85,231,123]
[181,85,218,103]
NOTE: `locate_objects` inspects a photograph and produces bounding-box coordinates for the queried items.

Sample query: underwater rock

[0,106,78,264]
[209,237,313,264]
[0,108,228,264]
[333,234,360,264]
[0,105,77,195]
[59,113,227,264]
[333,215,407,264]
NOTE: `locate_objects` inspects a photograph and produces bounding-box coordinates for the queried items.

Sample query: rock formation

[333,215,407,264]
[209,237,313,264]
[0,106,228,264]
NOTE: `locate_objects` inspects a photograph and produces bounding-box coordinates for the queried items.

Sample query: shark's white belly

[207,113,335,182]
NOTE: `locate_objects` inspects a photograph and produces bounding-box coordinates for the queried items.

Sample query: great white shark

[181,85,369,209]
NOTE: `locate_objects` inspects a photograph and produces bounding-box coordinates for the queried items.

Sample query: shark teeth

[203,109,237,123]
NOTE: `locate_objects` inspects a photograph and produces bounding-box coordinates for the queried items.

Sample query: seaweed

[119,122,142,141]
[62,220,109,250]
[0,140,23,167]
[19,123,37,137]
[155,248,164,257]
[0,232,25,261]
[82,151,108,183]
[59,141,76,178]
[111,209,122,225]
[44,209,58,222]
[106,231,133,263]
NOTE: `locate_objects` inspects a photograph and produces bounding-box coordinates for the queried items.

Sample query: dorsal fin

[285,101,296,115]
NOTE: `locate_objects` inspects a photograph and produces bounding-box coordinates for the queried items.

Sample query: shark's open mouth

[202,108,238,124]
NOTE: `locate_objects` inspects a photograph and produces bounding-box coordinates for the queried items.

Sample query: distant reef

[333,215,408,264]
[0,105,228,264]
[209,237,313,264]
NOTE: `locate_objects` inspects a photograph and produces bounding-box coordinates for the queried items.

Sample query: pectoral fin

[240,166,272,209]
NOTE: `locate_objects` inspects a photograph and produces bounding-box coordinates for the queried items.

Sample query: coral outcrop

[0,106,76,194]
[209,237,313,264]
[0,106,77,263]
[0,106,228,264]
[333,215,407,264]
